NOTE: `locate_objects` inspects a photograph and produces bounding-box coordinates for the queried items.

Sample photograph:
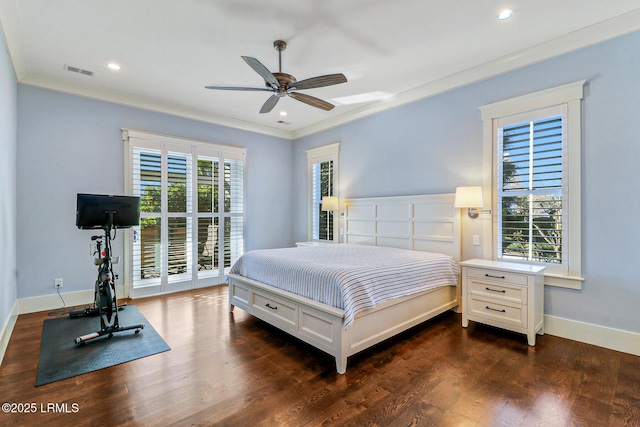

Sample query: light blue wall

[293,31,640,334]
[0,26,18,335]
[11,29,640,336]
[16,87,293,299]
[292,88,483,244]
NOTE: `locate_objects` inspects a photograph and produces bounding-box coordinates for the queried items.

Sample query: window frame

[123,129,246,297]
[480,81,585,289]
[307,143,340,243]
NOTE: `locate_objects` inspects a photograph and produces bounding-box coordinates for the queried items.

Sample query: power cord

[47,286,68,317]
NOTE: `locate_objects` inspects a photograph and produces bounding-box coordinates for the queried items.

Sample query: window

[123,130,245,297]
[480,81,584,289]
[498,109,563,264]
[307,143,339,242]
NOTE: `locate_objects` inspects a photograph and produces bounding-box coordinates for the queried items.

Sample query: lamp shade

[321,196,339,211]
[454,186,484,208]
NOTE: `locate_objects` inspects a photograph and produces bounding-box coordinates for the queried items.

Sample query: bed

[227,193,461,374]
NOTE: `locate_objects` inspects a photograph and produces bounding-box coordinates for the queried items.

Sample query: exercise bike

[70,195,144,344]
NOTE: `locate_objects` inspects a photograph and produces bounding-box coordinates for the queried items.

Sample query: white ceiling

[2,1,640,139]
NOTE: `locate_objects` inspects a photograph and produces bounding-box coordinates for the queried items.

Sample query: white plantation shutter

[307,143,339,242]
[223,157,244,271]
[124,130,245,296]
[311,160,334,241]
[132,148,162,285]
[166,151,192,282]
[312,162,321,239]
[496,105,566,269]
[196,156,219,276]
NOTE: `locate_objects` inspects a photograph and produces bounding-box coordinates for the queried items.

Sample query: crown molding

[19,73,294,140]
[5,6,640,141]
[292,9,640,139]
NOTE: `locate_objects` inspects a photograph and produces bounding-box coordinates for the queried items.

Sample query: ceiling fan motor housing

[206,39,346,113]
[270,72,296,94]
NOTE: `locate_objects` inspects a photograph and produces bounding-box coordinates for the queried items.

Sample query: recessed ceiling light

[497,9,514,20]
[279,111,287,116]
[106,62,121,71]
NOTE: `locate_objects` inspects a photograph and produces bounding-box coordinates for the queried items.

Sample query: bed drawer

[252,290,298,328]
[468,296,526,329]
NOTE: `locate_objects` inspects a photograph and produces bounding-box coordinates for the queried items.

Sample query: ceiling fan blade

[205,85,272,91]
[290,74,347,91]
[241,56,279,89]
[260,94,280,114]
[289,92,335,111]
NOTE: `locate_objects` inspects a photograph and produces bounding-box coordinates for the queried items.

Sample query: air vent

[64,64,94,76]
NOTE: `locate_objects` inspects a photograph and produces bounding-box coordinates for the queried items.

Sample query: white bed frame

[228,193,461,374]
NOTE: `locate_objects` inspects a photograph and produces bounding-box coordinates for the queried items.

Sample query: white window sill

[544,273,584,290]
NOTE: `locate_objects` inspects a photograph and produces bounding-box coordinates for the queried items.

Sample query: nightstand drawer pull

[485,287,506,293]
[265,303,278,310]
[485,273,505,279]
[485,306,506,313]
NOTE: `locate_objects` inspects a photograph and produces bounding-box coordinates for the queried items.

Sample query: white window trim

[307,142,340,242]
[122,129,246,297]
[480,81,585,289]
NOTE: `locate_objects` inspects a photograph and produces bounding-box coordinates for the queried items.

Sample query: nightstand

[460,259,545,346]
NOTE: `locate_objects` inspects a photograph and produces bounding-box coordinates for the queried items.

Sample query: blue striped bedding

[228,244,460,329]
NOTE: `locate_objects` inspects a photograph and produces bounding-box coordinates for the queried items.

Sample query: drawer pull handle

[485,273,506,279]
[485,287,506,293]
[485,306,506,313]
[265,303,278,310]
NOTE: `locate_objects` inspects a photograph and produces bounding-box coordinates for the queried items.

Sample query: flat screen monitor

[76,193,140,229]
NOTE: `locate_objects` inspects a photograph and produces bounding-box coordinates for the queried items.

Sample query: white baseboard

[17,286,124,315]
[0,300,19,365]
[545,314,640,357]
[1,287,125,366]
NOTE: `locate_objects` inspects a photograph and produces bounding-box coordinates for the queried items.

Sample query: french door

[123,130,245,297]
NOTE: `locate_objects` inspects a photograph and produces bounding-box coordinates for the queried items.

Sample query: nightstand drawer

[468,279,526,304]
[252,291,298,328]
[468,296,526,328]
[466,267,528,286]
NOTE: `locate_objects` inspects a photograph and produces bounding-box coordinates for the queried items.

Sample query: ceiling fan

[205,40,347,114]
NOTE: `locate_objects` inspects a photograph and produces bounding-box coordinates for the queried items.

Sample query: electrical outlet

[54,278,63,289]
[473,235,480,246]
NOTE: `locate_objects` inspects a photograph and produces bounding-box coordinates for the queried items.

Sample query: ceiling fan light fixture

[497,9,515,20]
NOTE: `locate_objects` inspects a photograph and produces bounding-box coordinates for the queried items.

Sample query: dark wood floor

[1,285,639,427]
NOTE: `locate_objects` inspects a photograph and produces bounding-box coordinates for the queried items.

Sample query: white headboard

[343,193,460,262]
